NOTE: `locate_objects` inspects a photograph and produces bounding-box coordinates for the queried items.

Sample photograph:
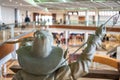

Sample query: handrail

[93,54,120,70]
[69,53,120,71]
[49,25,120,32]
[0,31,34,66]
[0,43,14,59]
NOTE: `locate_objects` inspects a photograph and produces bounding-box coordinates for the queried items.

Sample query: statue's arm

[69,35,98,78]
[69,26,106,79]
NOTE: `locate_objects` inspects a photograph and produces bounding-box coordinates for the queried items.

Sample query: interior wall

[99,16,120,26]
[30,12,33,22]
[56,14,64,24]
[19,10,33,23]
[78,16,85,24]
[0,6,33,24]
[1,6,15,24]
[0,6,2,24]
[19,10,26,23]
[50,10,66,24]
[89,16,95,25]
[70,15,79,24]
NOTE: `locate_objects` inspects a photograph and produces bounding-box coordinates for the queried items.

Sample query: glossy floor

[1,60,114,80]
[1,33,120,80]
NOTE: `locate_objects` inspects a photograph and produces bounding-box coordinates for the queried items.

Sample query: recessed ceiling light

[2,3,5,5]
[16,2,18,4]
[9,0,12,2]
[62,0,67,2]
[44,8,49,12]
[91,0,106,2]
[68,12,72,15]
[20,3,23,6]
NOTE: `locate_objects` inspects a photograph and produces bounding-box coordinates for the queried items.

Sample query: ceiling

[35,0,120,11]
[0,0,40,11]
[1,0,120,12]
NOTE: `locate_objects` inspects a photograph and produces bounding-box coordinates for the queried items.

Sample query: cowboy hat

[17,30,67,75]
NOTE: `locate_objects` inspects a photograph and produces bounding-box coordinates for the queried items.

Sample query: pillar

[84,32,88,43]
[65,30,69,48]
[63,14,66,24]
[14,8,18,27]
[3,64,7,77]
[10,25,14,38]
[83,32,88,49]
[86,10,89,26]
[26,10,28,17]
[66,14,70,25]
[0,6,2,24]
[117,46,120,60]
[11,44,18,60]
[64,14,70,25]
[0,65,2,79]
[95,9,99,26]
[3,30,6,41]
[52,13,56,24]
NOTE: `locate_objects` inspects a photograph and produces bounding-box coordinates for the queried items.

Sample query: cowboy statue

[11,13,119,80]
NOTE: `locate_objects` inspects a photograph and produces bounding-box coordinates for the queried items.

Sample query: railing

[0,21,119,79]
[53,20,120,27]
[0,22,37,77]
[0,22,37,45]
[0,21,119,46]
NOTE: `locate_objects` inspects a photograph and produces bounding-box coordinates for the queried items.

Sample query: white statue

[7,13,119,80]
[11,24,106,80]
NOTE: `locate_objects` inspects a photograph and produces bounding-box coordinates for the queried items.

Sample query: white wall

[30,11,33,22]
[56,14,63,23]
[1,6,15,24]
[19,10,33,23]
[70,15,79,24]
[0,6,2,24]
[99,16,120,26]
[0,7,33,24]
[19,10,26,23]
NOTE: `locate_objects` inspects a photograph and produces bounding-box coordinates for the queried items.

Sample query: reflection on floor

[1,43,119,80]
[0,29,120,80]
[0,27,35,44]
[1,59,115,80]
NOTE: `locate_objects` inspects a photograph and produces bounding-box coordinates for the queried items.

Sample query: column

[52,13,56,24]
[3,30,6,41]
[0,6,2,24]
[65,30,69,48]
[11,44,18,60]
[3,64,7,77]
[63,14,66,24]
[26,10,28,17]
[86,10,89,26]
[117,46,120,60]
[84,32,88,43]
[63,14,70,25]
[83,32,88,50]
[14,8,18,27]
[0,65,2,79]
[66,14,70,25]
[95,9,99,26]
[10,25,14,38]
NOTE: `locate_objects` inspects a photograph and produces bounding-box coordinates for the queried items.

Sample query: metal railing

[0,22,37,45]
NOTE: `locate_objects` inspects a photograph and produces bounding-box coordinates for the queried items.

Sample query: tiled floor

[1,49,118,80]
[0,33,120,80]
[1,60,114,80]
